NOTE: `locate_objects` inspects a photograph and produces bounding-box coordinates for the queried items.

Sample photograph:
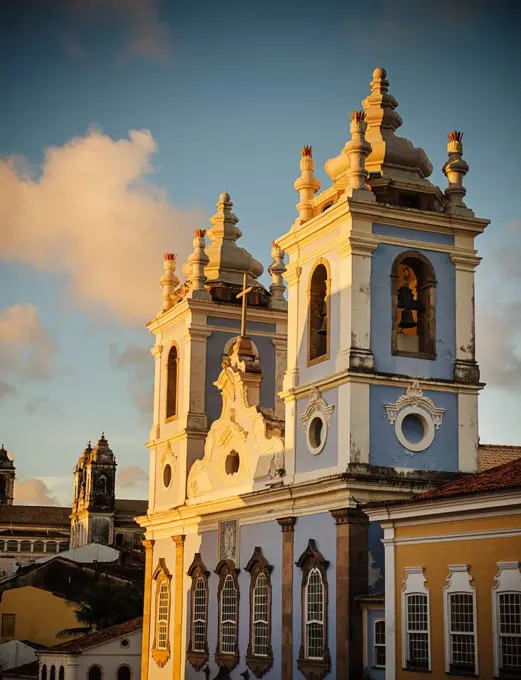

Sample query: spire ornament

[345,110,374,200]
[268,241,287,311]
[160,253,179,312]
[443,131,473,216]
[294,146,320,222]
[186,229,211,300]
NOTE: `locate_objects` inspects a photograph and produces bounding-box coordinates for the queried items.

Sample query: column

[150,344,163,440]
[382,524,396,680]
[330,508,368,680]
[451,253,481,383]
[141,539,155,680]
[172,535,186,680]
[277,517,297,680]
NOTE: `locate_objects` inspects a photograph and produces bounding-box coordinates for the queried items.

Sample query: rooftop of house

[40,617,142,655]
[2,661,38,678]
[478,443,521,471]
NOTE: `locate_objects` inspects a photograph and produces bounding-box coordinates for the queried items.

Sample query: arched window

[115,533,124,547]
[33,541,44,553]
[59,542,68,552]
[6,540,18,552]
[245,547,274,677]
[215,559,240,671]
[152,559,171,667]
[187,554,210,670]
[58,667,64,680]
[20,541,31,553]
[0,540,5,552]
[87,666,101,680]
[133,534,143,549]
[50,666,56,680]
[46,541,57,554]
[117,666,131,680]
[308,261,330,365]
[97,476,107,494]
[165,344,179,421]
[41,665,47,680]
[296,539,330,679]
[392,251,436,358]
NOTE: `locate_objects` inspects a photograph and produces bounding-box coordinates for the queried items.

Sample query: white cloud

[110,342,153,417]
[25,396,57,415]
[14,478,60,506]
[0,129,203,324]
[0,304,56,381]
[118,465,148,489]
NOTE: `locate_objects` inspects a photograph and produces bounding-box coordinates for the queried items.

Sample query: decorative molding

[443,565,477,675]
[277,516,297,532]
[215,559,241,672]
[492,561,521,677]
[152,559,172,668]
[401,567,431,672]
[187,553,210,671]
[385,380,445,453]
[300,388,335,428]
[218,519,239,565]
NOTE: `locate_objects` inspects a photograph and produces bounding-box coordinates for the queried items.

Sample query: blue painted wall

[205,322,275,425]
[370,235,456,380]
[369,384,459,471]
[372,222,454,247]
[295,387,338,474]
[365,608,386,680]
[293,513,337,679]
[368,522,384,595]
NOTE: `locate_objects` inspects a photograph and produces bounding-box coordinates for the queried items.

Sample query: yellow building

[367,457,521,680]
[0,586,78,646]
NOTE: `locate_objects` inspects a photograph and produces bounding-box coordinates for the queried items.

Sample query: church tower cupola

[443,131,473,217]
[0,445,15,506]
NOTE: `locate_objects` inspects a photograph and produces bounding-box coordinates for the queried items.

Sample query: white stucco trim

[392,527,521,546]
[401,566,431,672]
[394,406,435,452]
[443,564,478,674]
[383,526,396,680]
[492,561,521,677]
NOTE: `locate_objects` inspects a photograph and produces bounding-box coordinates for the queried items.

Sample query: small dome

[219,192,231,203]
[373,67,387,79]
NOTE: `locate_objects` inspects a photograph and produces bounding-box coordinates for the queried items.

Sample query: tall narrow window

[245,547,274,677]
[41,665,47,680]
[444,564,477,675]
[58,666,64,680]
[117,666,131,680]
[308,261,330,365]
[1,613,15,637]
[392,251,436,359]
[374,619,386,668]
[296,539,331,680]
[215,559,240,672]
[166,344,179,420]
[493,561,521,677]
[402,567,431,671]
[152,559,172,668]
[50,666,56,680]
[187,554,210,671]
[88,666,101,680]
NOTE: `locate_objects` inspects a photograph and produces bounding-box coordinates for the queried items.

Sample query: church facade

[138,68,489,680]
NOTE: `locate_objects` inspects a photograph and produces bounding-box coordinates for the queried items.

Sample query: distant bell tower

[70,433,116,548]
[0,446,15,505]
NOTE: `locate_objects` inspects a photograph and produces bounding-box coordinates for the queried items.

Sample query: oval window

[225,451,240,476]
[306,412,327,455]
[163,464,172,488]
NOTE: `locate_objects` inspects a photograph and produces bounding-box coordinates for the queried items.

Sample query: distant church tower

[70,433,116,548]
[0,446,15,505]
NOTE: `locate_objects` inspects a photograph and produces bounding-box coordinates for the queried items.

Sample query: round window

[306,412,327,455]
[395,407,435,452]
[120,638,130,648]
[163,464,172,488]
[225,451,240,476]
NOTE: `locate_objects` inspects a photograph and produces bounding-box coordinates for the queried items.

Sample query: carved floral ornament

[384,380,445,453]
[300,388,335,456]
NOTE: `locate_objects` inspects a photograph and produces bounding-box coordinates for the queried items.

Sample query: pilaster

[283,264,302,391]
[172,534,186,680]
[272,337,287,421]
[330,508,369,680]
[382,525,396,680]
[141,539,155,680]
[451,253,481,384]
[277,517,297,680]
[150,344,163,440]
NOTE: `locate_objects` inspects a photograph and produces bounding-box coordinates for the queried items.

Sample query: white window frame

[192,576,207,653]
[252,572,269,657]
[156,579,169,650]
[443,564,478,675]
[492,561,521,677]
[220,573,238,655]
[373,618,386,668]
[401,566,431,671]
[304,567,325,660]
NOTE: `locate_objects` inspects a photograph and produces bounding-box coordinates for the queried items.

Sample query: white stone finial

[268,241,287,311]
[345,110,372,195]
[443,131,473,216]
[186,229,211,300]
[294,146,320,221]
[160,253,179,312]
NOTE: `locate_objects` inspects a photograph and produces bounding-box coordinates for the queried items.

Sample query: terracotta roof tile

[478,444,521,471]
[114,499,148,515]
[3,661,38,677]
[404,456,521,504]
[0,506,71,526]
[45,617,143,654]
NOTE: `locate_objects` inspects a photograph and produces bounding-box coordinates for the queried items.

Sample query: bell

[399,308,417,329]
[317,313,328,335]
[397,285,414,309]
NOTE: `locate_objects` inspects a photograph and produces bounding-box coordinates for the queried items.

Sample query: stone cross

[236,272,253,338]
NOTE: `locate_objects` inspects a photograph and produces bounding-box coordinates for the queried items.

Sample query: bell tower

[70,433,116,548]
[0,446,15,505]
[146,192,288,514]
[278,68,489,485]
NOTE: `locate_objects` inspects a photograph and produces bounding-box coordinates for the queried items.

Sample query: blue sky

[1,0,520,505]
